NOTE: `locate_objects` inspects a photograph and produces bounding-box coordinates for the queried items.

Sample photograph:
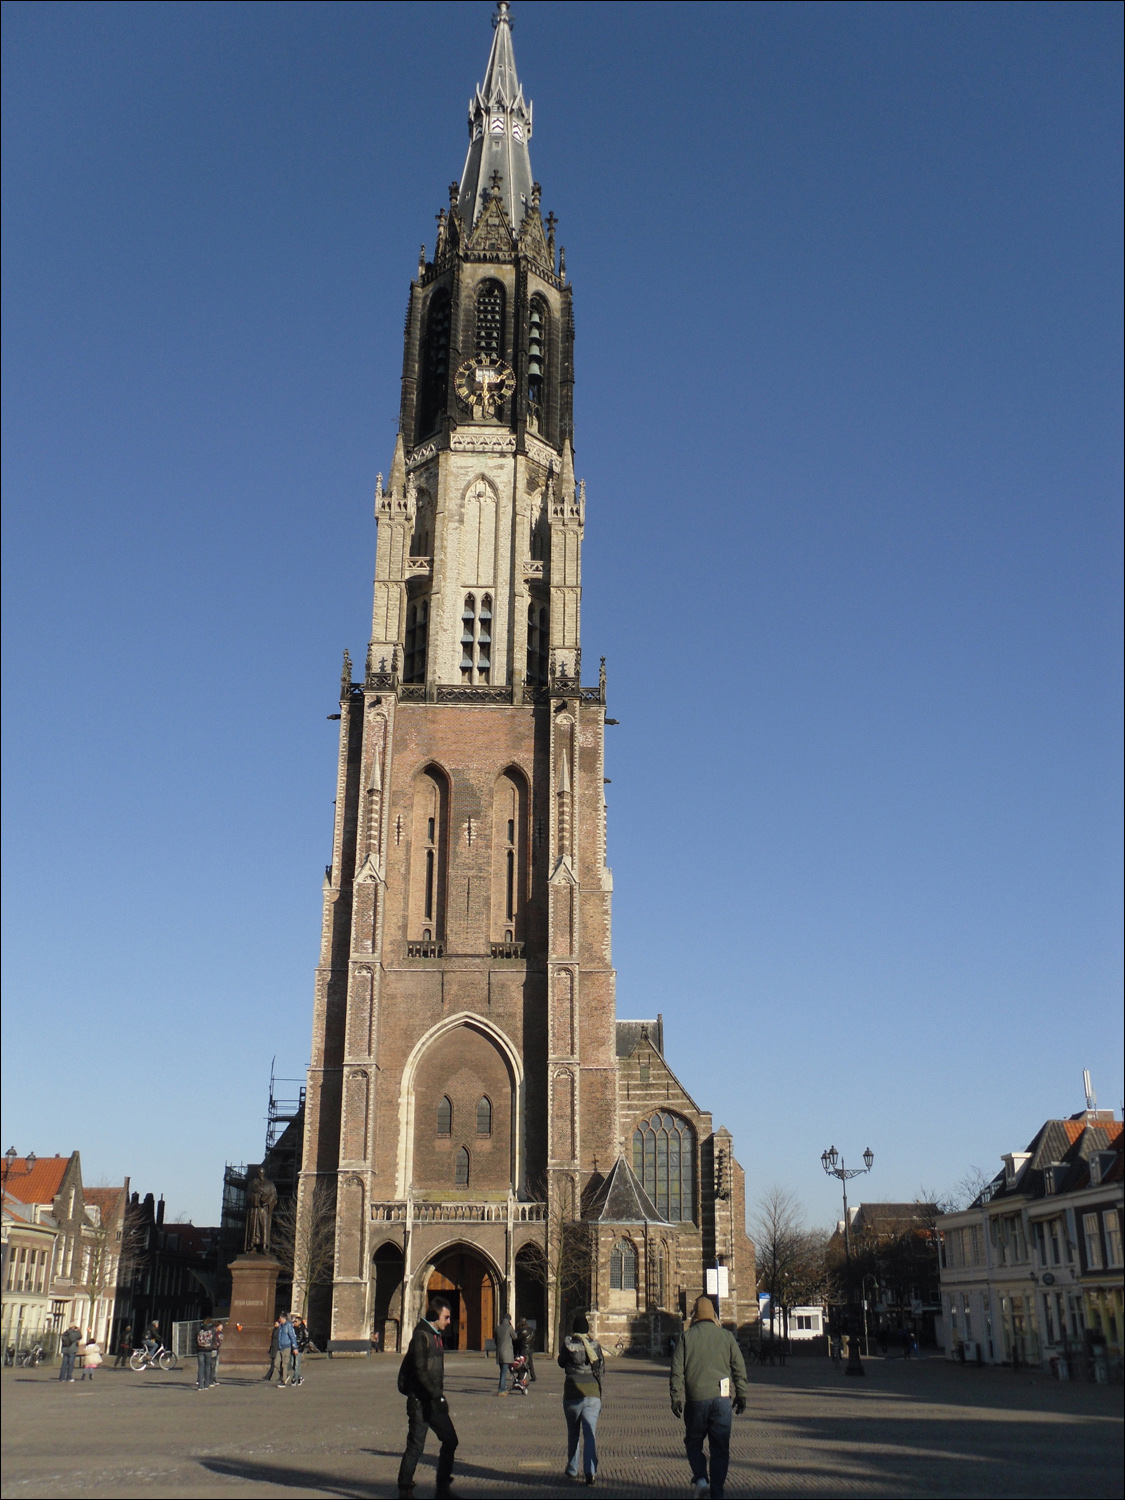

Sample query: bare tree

[273,1181,336,1318]
[520,1180,593,1351]
[750,1186,823,1346]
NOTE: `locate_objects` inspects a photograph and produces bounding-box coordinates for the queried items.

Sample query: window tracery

[609,1237,637,1291]
[633,1110,695,1223]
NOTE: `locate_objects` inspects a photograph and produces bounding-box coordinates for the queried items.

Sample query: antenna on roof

[1083,1069,1097,1112]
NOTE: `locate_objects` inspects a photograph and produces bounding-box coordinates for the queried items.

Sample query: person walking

[195,1318,216,1390]
[114,1324,132,1368]
[58,1323,81,1382]
[264,1319,282,1382]
[396,1294,458,1500]
[670,1296,748,1500]
[291,1316,309,1384]
[277,1313,298,1387]
[516,1318,537,1382]
[558,1312,603,1486]
[494,1311,516,1396]
[80,1333,102,1382]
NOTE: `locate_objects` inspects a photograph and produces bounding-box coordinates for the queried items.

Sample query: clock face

[455,356,515,416]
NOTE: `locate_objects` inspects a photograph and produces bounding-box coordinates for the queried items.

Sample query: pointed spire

[388,432,406,496]
[459,3,535,231]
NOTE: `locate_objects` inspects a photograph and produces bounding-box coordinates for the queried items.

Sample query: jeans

[497,1361,511,1392]
[196,1351,212,1388]
[288,1350,302,1384]
[684,1397,733,1499]
[397,1395,458,1490]
[58,1351,76,1381]
[564,1395,601,1478]
[209,1351,220,1384]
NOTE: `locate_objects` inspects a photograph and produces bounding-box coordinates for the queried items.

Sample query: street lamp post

[821,1144,874,1377]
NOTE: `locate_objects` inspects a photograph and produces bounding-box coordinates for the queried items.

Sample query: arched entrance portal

[427,1247,497,1351]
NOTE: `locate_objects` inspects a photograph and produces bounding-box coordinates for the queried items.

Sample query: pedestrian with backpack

[276,1313,298,1387]
[670,1296,748,1500]
[558,1311,604,1485]
[396,1294,458,1500]
[195,1318,216,1390]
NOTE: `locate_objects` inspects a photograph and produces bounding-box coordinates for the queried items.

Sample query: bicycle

[15,1344,46,1368]
[829,1337,843,1372]
[129,1343,176,1372]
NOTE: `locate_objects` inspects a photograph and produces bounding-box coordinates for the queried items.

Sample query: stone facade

[296,3,755,1354]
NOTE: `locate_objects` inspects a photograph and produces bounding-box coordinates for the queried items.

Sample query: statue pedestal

[221,1253,281,1372]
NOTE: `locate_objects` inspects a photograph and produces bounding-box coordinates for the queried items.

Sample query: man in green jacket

[670,1296,748,1500]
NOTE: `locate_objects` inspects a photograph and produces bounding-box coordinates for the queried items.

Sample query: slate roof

[1,1154,71,1205]
[458,2,535,231]
[584,1156,670,1225]
[984,1117,1123,1203]
[616,1017,664,1059]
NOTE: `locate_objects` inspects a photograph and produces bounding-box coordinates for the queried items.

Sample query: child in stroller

[508,1352,531,1394]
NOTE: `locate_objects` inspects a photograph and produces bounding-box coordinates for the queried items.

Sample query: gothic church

[297,2,755,1354]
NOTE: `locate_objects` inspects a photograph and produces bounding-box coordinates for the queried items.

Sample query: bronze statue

[244,1165,278,1254]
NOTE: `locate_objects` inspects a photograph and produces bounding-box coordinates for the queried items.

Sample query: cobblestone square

[1,1352,1121,1499]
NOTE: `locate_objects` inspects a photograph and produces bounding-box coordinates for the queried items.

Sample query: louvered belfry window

[527,297,547,412]
[460,593,492,684]
[633,1110,695,1223]
[476,281,504,360]
[419,290,451,437]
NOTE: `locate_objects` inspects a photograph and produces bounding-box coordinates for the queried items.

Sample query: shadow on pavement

[199,1457,378,1497]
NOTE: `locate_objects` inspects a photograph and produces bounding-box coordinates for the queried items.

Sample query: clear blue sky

[3,1,1121,1229]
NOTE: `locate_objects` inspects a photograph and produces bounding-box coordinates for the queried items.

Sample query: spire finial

[494,1,512,29]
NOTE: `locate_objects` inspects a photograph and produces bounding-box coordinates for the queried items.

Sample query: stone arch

[458,474,499,588]
[411,1238,505,1351]
[397,1012,524,1198]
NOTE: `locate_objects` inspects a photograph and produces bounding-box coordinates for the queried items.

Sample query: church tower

[297,2,755,1355]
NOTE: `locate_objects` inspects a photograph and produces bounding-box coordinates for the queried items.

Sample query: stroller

[508,1353,531,1395]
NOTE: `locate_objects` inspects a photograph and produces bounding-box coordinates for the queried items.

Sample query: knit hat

[692,1296,717,1323]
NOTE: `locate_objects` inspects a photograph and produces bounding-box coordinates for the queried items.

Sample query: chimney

[156,1196,165,1226]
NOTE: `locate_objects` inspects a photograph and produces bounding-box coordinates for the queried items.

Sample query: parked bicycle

[16,1344,46,1368]
[129,1342,176,1372]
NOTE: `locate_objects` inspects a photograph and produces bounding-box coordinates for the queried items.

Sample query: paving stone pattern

[1,1353,1121,1499]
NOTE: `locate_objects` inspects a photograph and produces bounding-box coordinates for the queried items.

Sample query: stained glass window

[633,1110,695,1223]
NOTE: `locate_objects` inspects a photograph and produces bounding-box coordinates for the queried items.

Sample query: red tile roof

[1,1154,71,1205]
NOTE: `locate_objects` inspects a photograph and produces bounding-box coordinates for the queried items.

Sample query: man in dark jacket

[397,1295,458,1500]
[58,1324,82,1382]
[494,1312,516,1395]
[670,1297,748,1500]
[264,1319,282,1381]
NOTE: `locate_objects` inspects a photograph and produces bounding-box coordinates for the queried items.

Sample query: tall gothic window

[633,1110,695,1223]
[455,1146,471,1187]
[476,280,505,360]
[409,766,448,944]
[492,768,528,943]
[609,1238,637,1291]
[436,1095,452,1136]
[404,598,428,683]
[476,1096,492,1136]
[526,602,548,688]
[460,593,492,684]
[419,289,451,438]
[527,297,548,417]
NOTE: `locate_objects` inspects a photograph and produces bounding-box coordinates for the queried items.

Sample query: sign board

[706,1266,730,1298]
